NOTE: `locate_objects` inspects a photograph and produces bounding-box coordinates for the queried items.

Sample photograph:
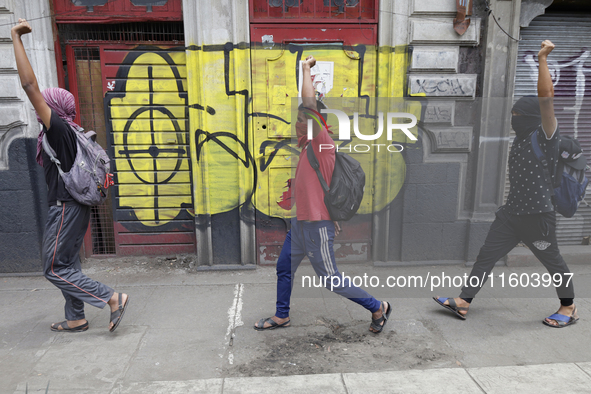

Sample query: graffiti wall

[54,1,422,264]
[104,45,196,255]
[180,21,420,264]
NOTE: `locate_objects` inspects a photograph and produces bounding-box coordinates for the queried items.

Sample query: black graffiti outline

[107,45,193,225]
[188,41,374,220]
[191,43,260,216]
[119,105,186,185]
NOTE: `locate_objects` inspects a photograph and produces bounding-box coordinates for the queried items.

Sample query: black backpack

[306,144,365,221]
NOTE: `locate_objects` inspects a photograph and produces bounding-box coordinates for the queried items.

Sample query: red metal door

[67,43,196,256]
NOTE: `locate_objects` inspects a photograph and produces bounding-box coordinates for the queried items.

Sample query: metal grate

[249,0,377,22]
[73,47,116,255]
[59,22,184,44]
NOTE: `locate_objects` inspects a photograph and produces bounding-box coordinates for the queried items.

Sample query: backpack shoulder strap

[306,142,330,193]
[41,134,65,176]
[530,129,555,197]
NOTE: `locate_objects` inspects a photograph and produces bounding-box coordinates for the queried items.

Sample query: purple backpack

[42,129,112,206]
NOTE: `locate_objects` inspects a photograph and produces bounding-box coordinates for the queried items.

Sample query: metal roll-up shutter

[508,13,591,245]
[105,44,196,255]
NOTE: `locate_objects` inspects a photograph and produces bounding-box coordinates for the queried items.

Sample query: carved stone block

[411,46,459,73]
[0,45,15,71]
[0,0,14,13]
[412,0,456,15]
[422,101,455,124]
[409,74,477,98]
[0,14,13,42]
[0,74,22,100]
[425,126,473,153]
[410,18,481,46]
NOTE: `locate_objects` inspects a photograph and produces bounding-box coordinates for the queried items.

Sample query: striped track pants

[275,219,381,318]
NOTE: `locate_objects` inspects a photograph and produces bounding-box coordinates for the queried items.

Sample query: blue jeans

[275,219,381,318]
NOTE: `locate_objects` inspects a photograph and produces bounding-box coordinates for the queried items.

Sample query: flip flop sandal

[543,306,579,328]
[109,293,129,332]
[370,301,392,334]
[50,320,89,332]
[433,297,468,320]
[254,317,291,331]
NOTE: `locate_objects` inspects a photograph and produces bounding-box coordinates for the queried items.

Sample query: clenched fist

[12,19,32,37]
[538,40,555,59]
[302,55,316,69]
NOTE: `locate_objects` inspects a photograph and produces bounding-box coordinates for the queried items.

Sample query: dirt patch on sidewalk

[226,317,462,377]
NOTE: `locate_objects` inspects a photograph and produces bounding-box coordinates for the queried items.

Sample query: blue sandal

[543,306,579,328]
[433,297,468,320]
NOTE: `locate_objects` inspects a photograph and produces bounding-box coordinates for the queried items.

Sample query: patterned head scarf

[35,88,83,166]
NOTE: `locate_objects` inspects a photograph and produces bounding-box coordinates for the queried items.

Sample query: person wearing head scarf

[35,87,83,166]
[434,40,578,328]
[12,19,129,333]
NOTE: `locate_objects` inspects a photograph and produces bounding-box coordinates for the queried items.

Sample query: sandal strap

[370,319,384,332]
[110,309,122,322]
[547,313,571,323]
[446,298,469,311]
[381,302,389,322]
[370,302,390,332]
[55,321,67,330]
[257,317,277,329]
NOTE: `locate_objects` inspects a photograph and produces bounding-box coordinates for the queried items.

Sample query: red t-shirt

[294,127,335,220]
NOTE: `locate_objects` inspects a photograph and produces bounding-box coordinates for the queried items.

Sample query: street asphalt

[2,252,591,393]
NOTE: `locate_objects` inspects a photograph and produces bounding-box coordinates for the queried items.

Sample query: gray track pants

[43,201,114,321]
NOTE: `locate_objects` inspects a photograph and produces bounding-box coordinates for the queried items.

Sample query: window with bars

[59,22,184,44]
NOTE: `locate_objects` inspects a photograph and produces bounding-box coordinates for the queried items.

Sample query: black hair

[298,100,327,122]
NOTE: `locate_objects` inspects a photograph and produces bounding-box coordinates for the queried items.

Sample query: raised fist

[538,40,555,58]
[12,19,32,37]
[303,55,316,69]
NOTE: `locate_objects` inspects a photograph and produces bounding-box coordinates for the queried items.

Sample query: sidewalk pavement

[2,258,591,393]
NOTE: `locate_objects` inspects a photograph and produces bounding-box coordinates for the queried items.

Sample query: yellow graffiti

[186,45,254,217]
[109,50,193,226]
[250,43,418,217]
[112,43,420,225]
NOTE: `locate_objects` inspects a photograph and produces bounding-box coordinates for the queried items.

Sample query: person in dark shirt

[434,40,578,328]
[253,55,391,333]
[12,19,129,332]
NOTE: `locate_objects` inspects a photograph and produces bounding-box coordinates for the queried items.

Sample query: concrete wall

[465,0,522,261]
[0,0,56,273]
[379,0,491,264]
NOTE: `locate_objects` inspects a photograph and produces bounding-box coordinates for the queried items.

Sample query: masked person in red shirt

[254,55,391,333]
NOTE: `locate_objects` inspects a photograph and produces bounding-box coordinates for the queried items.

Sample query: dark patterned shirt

[506,125,559,215]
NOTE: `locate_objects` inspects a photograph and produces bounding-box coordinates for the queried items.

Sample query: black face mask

[511,114,541,139]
